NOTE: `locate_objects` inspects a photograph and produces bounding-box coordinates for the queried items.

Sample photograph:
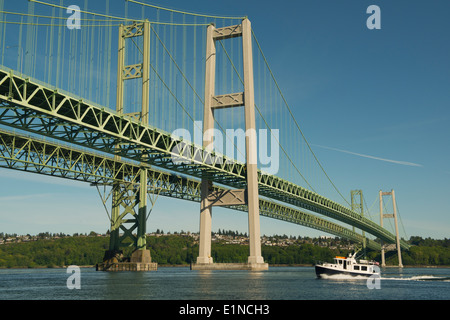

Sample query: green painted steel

[0,68,410,249]
[0,127,403,251]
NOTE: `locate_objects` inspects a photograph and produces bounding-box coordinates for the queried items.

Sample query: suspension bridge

[0,0,409,271]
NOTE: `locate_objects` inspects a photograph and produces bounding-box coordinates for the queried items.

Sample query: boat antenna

[352,247,363,259]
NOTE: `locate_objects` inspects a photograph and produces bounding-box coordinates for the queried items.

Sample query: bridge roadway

[0,67,410,250]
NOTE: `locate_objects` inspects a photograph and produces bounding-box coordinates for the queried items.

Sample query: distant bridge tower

[379,189,403,268]
[193,18,268,271]
[351,190,366,254]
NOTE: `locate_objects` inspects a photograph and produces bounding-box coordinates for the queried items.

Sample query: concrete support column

[196,24,216,265]
[136,168,148,251]
[242,18,264,265]
[392,190,403,268]
[379,190,386,267]
[197,181,213,264]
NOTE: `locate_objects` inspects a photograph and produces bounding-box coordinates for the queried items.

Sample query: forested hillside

[0,233,448,268]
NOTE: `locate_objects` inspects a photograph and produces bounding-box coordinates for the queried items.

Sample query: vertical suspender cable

[24,1,33,76]
[33,18,39,78]
[96,22,101,105]
[61,16,66,89]
[44,25,49,83]
[168,13,173,131]
[0,11,5,67]
[48,6,55,84]
[192,15,197,143]
[67,16,73,93]
[0,0,3,66]
[155,8,160,128]
[55,0,63,88]
[89,16,95,101]
[182,13,186,132]
[106,0,112,108]
[17,17,23,73]
[229,18,234,134]
[173,14,177,131]
[162,20,166,130]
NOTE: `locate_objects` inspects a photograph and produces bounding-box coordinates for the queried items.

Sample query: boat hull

[315,265,377,278]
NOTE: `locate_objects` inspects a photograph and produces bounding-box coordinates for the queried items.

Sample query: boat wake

[381,275,450,282]
[318,274,450,282]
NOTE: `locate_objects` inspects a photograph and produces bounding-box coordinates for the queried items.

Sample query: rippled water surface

[0,266,448,300]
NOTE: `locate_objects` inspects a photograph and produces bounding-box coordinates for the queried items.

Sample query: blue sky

[0,0,449,240]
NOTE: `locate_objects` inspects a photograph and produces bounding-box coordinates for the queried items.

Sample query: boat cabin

[332,256,377,273]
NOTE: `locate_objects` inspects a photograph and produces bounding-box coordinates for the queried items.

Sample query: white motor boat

[315,252,380,278]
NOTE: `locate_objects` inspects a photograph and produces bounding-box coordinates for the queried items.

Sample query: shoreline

[1,264,449,270]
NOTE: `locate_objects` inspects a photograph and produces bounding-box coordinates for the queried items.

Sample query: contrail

[312,144,423,167]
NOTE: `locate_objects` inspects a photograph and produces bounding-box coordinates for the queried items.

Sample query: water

[0,266,449,300]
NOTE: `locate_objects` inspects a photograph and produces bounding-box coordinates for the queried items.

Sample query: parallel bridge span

[0,127,381,250]
[0,69,409,250]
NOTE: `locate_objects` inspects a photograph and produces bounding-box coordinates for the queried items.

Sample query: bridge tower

[192,18,268,271]
[99,20,157,271]
[379,189,403,268]
[351,190,366,255]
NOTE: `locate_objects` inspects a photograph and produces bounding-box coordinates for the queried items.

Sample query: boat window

[361,266,367,271]
[354,266,359,270]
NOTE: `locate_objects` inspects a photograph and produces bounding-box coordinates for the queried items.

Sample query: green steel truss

[109,181,147,252]
[0,68,409,250]
[0,128,386,250]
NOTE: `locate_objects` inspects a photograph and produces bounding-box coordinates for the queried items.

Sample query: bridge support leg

[97,174,157,271]
[136,168,148,251]
[391,190,403,268]
[106,183,123,259]
[197,180,213,264]
[379,190,386,267]
[242,18,264,267]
